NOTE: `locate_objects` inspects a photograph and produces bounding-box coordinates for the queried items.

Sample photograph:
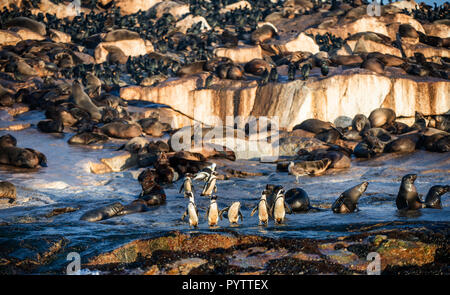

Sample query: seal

[181,192,199,227]
[0,134,47,168]
[116,199,149,216]
[205,195,220,227]
[37,119,64,133]
[332,182,369,213]
[5,17,46,36]
[384,136,417,153]
[68,132,109,145]
[270,189,292,224]
[244,58,271,76]
[330,55,363,66]
[285,188,311,212]
[219,201,243,225]
[101,121,142,139]
[424,185,449,209]
[293,119,334,134]
[368,108,396,128]
[251,23,278,44]
[118,136,149,153]
[0,181,16,204]
[352,114,371,133]
[250,189,271,225]
[103,29,141,42]
[80,202,124,222]
[72,80,102,121]
[288,159,332,182]
[311,150,351,169]
[361,58,385,74]
[396,174,424,210]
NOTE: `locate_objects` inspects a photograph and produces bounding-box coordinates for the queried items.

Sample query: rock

[228,247,290,269]
[30,0,92,19]
[8,27,45,41]
[94,32,154,63]
[423,23,450,39]
[99,152,138,172]
[151,1,189,20]
[269,32,319,54]
[214,45,262,64]
[114,0,163,15]
[175,15,211,34]
[123,71,450,136]
[376,239,438,269]
[165,258,208,275]
[388,0,418,12]
[0,30,22,46]
[401,43,450,59]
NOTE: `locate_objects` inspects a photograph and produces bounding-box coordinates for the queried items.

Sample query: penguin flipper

[214,185,217,193]
[284,202,293,214]
[238,210,243,222]
[219,207,229,220]
[205,207,210,220]
[250,206,258,217]
[181,210,187,221]
[267,205,273,218]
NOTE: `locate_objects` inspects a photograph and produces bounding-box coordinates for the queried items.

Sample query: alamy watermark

[366,252,381,275]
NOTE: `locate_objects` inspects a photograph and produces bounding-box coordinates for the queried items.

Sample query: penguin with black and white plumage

[205,195,220,227]
[219,201,243,225]
[251,189,272,226]
[181,191,199,228]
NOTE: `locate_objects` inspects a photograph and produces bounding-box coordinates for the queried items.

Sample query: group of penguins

[180,163,449,228]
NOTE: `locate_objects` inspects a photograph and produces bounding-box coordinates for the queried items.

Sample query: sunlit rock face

[121,69,449,131]
[114,0,163,15]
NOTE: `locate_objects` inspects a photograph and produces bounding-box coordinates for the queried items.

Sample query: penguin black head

[210,195,218,201]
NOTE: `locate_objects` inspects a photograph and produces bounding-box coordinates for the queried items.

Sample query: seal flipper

[332,194,346,213]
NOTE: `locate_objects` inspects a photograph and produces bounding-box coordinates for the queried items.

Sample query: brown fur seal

[368,108,396,128]
[68,132,109,145]
[366,52,405,67]
[293,119,334,134]
[0,134,47,168]
[312,150,351,169]
[396,174,424,210]
[251,23,278,44]
[5,17,46,36]
[101,122,142,139]
[285,188,312,212]
[80,202,124,222]
[72,80,102,121]
[384,136,418,153]
[0,181,16,204]
[332,182,369,213]
[424,185,449,209]
[398,24,419,39]
[103,29,140,42]
[361,58,385,74]
[330,55,363,66]
[352,114,371,132]
[104,45,128,64]
[288,158,332,181]
[244,58,271,76]
[177,61,206,76]
[139,118,168,137]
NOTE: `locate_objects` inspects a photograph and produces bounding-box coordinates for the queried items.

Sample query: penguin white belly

[258,201,269,223]
[208,203,219,226]
[188,203,198,227]
[228,202,241,224]
[274,198,285,223]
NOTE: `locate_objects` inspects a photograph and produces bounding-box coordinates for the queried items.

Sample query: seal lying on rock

[72,80,102,121]
[68,132,109,145]
[368,108,396,128]
[332,182,369,213]
[0,134,47,168]
[101,121,142,139]
[0,181,16,204]
[80,202,124,222]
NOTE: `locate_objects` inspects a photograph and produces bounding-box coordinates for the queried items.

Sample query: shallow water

[0,110,449,273]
